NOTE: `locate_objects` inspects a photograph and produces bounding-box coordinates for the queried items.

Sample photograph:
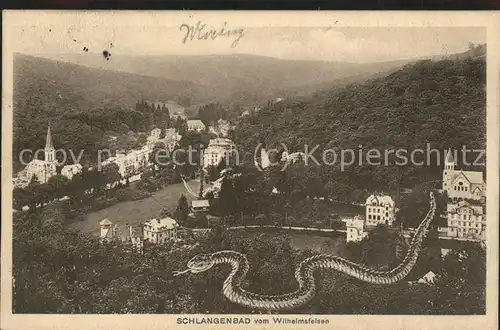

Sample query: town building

[164,128,181,141]
[146,128,162,147]
[345,216,368,242]
[446,200,486,240]
[192,200,210,215]
[203,138,236,168]
[143,217,179,244]
[187,119,206,132]
[442,149,485,201]
[101,146,150,179]
[13,123,82,188]
[99,218,143,250]
[61,163,83,181]
[159,128,181,152]
[365,194,396,226]
[215,119,231,137]
[408,271,437,285]
[281,151,306,164]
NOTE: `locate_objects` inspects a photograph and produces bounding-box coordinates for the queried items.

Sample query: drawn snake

[173,192,436,311]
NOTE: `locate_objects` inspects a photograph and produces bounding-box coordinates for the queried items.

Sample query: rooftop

[366,194,395,206]
[100,218,113,225]
[187,119,205,127]
[454,170,485,185]
[145,217,179,230]
[192,200,210,208]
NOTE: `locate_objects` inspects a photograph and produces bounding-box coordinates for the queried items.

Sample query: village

[12,100,486,287]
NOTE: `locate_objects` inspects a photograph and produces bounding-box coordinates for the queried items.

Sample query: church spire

[45,121,54,150]
[44,121,56,163]
[444,148,455,170]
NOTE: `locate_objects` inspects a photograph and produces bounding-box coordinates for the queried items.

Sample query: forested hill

[13,53,209,113]
[41,53,416,106]
[236,56,486,156]
[12,54,210,171]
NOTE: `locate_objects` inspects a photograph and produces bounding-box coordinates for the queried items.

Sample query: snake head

[186,253,216,273]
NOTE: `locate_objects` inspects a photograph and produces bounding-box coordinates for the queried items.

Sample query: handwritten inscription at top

[179,21,244,48]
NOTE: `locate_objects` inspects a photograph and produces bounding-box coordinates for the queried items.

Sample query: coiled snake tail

[175,192,436,311]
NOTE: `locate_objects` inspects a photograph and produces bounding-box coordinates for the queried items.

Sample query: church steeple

[442,148,455,193]
[444,148,455,170]
[44,121,55,163]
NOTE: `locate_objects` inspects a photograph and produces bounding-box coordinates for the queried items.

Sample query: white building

[143,217,179,244]
[13,123,82,187]
[146,128,163,148]
[99,218,143,250]
[192,200,210,215]
[203,138,236,168]
[164,128,181,141]
[346,216,368,242]
[13,124,57,187]
[446,200,486,240]
[187,119,206,132]
[281,151,306,164]
[418,271,437,284]
[442,149,485,201]
[61,163,83,181]
[101,146,150,179]
[215,119,231,137]
[159,128,181,152]
[365,194,395,226]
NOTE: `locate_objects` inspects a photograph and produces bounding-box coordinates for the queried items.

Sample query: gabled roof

[187,119,205,127]
[418,271,437,284]
[100,218,113,225]
[457,170,484,185]
[145,217,179,230]
[366,194,394,206]
[192,200,210,208]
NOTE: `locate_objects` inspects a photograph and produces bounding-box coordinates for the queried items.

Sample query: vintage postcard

[1,10,499,330]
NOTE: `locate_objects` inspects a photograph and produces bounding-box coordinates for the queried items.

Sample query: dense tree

[197,102,228,128]
[235,57,486,194]
[175,194,190,223]
[47,174,71,200]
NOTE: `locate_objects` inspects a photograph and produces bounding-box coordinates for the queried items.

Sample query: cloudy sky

[8,14,486,63]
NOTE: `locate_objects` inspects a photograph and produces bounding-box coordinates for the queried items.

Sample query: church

[442,149,485,201]
[13,123,82,188]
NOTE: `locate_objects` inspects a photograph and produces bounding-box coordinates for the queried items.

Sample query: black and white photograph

[1,10,498,330]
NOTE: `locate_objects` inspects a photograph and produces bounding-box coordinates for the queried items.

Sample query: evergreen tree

[175,194,190,222]
[162,104,171,128]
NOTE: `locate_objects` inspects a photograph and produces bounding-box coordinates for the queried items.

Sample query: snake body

[175,192,436,311]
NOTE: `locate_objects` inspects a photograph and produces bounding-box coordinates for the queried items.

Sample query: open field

[66,181,202,235]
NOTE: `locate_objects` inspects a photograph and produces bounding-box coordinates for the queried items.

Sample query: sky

[8,15,486,63]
